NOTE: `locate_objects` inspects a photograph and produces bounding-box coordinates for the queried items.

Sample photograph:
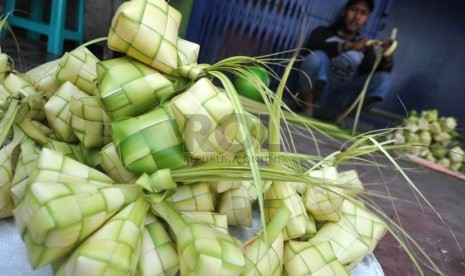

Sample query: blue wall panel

[186,0,465,129]
[186,0,392,111]
[187,0,392,65]
[374,0,465,128]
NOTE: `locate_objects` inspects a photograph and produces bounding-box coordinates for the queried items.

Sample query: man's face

[344,1,371,33]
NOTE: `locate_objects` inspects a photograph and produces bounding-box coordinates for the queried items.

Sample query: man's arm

[306,26,343,58]
[358,45,394,75]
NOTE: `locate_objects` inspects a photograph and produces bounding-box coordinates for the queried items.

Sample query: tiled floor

[1,30,465,276]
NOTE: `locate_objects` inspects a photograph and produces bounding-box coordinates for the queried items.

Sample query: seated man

[299,0,393,121]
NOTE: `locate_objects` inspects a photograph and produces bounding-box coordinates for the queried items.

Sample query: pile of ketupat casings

[387,109,465,173]
[0,0,400,275]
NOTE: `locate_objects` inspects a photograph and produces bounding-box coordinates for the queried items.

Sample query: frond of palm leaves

[95,56,175,120]
[55,47,99,95]
[108,0,181,75]
[111,104,187,174]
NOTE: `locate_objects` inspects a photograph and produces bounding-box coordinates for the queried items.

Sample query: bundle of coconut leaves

[0,0,442,275]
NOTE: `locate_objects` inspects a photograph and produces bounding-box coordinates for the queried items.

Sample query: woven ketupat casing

[44,82,88,143]
[0,53,10,83]
[0,144,15,219]
[171,78,266,159]
[283,240,349,275]
[108,0,181,75]
[96,56,175,120]
[111,104,187,174]
[69,94,112,149]
[56,47,100,96]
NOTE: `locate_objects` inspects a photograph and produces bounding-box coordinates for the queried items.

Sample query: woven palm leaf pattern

[44,82,87,143]
[181,212,229,234]
[242,180,258,202]
[14,180,139,268]
[0,130,23,218]
[244,234,284,276]
[138,216,179,275]
[96,56,175,120]
[265,182,308,240]
[77,145,101,169]
[165,182,214,212]
[243,206,290,275]
[283,240,349,276]
[108,0,181,75]
[111,104,187,174]
[177,38,200,66]
[30,148,115,185]
[1,73,45,120]
[178,217,245,274]
[209,179,242,194]
[337,170,364,197]
[309,216,370,265]
[42,139,84,163]
[217,185,252,227]
[56,47,100,96]
[56,197,149,276]
[0,52,11,83]
[10,139,40,204]
[69,94,112,148]
[171,78,264,159]
[99,143,139,183]
[304,167,344,222]
[152,201,245,275]
[0,144,16,218]
[25,59,63,99]
[340,200,387,253]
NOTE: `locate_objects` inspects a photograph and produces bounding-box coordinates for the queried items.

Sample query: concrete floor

[2,30,465,276]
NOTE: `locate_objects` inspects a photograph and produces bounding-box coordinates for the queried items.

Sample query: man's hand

[382,39,394,53]
[344,38,369,51]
